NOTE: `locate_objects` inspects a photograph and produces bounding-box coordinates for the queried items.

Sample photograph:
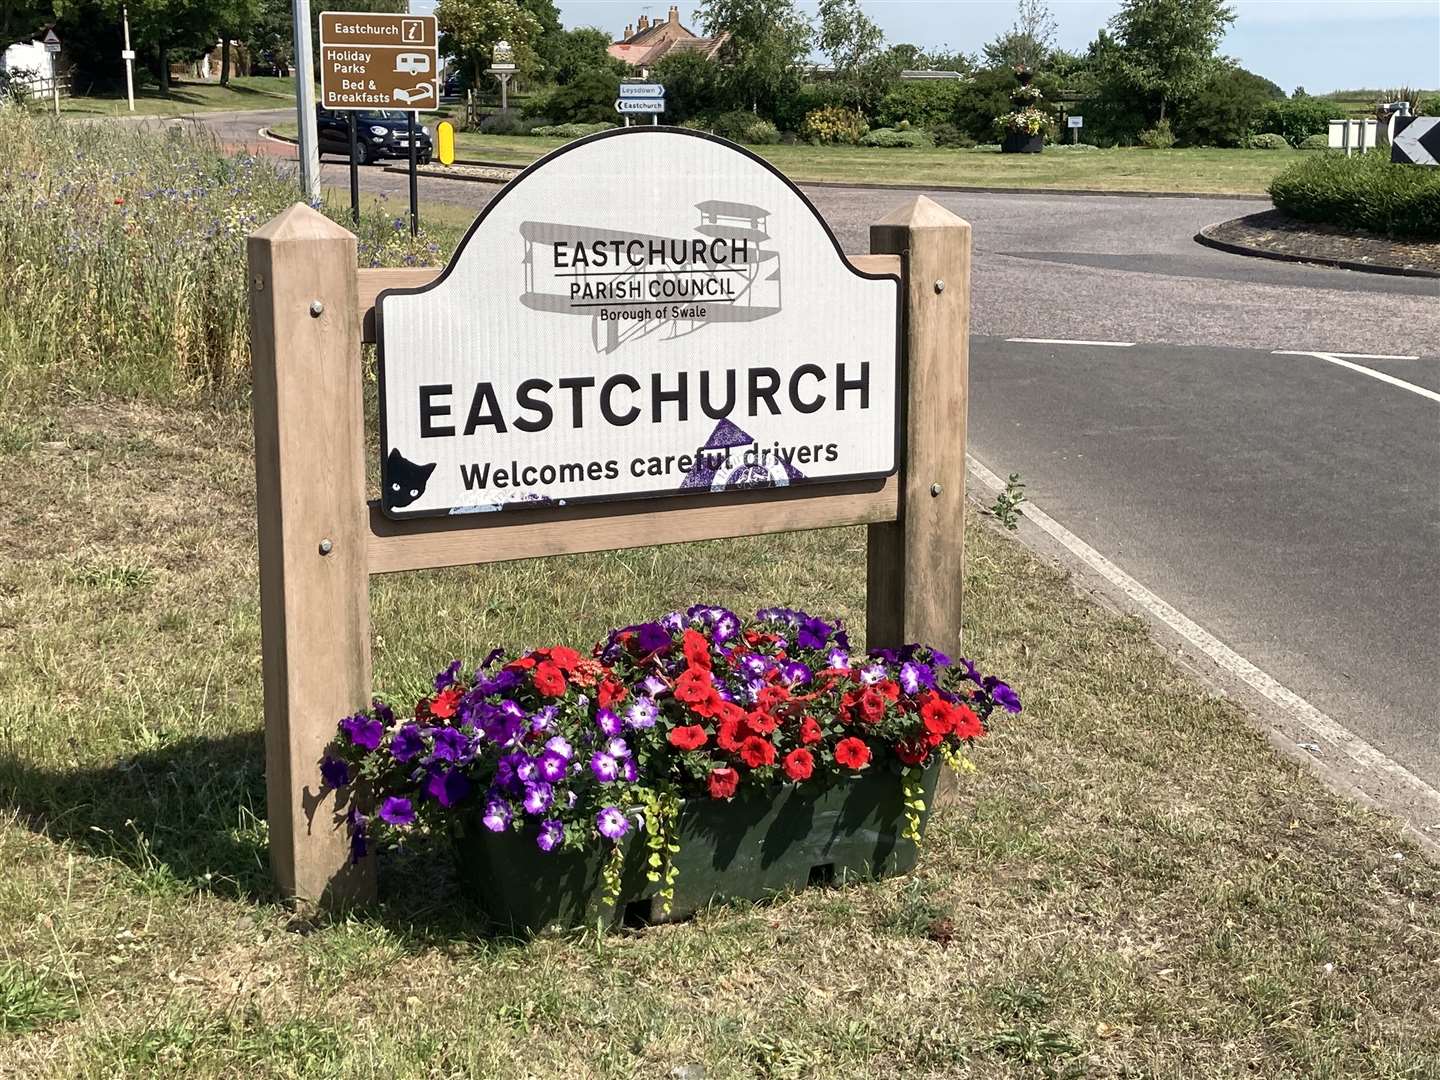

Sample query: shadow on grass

[0,733,514,944]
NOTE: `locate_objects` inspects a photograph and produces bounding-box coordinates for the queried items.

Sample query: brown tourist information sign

[318,11,440,111]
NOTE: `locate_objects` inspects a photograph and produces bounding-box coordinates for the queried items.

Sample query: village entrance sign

[247,128,973,904]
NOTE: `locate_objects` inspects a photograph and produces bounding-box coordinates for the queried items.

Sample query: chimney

[668,5,679,22]
[637,14,650,31]
[624,23,633,38]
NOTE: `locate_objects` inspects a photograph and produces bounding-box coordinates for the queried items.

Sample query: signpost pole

[866,195,971,670]
[122,6,135,112]
[290,0,322,204]
[348,112,360,225]
[408,111,419,237]
[247,203,373,907]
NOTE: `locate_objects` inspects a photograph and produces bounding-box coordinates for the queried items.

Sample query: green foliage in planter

[1269,150,1440,239]
[801,104,869,145]
[859,127,936,148]
[1138,120,1177,148]
[1244,131,1289,150]
[529,122,617,139]
[929,122,975,149]
[1256,95,1333,145]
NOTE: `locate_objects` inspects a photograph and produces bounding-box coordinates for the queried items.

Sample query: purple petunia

[986,678,1022,713]
[596,708,623,737]
[481,795,512,833]
[899,661,936,695]
[739,654,769,679]
[797,615,833,650]
[433,660,462,692]
[522,780,554,815]
[431,726,469,763]
[632,622,672,654]
[859,663,887,686]
[529,705,558,734]
[320,756,350,789]
[826,647,850,670]
[378,796,415,826]
[545,735,574,760]
[606,736,631,760]
[347,805,368,863]
[596,806,630,840]
[640,674,668,697]
[340,712,384,751]
[480,647,505,669]
[625,696,658,729]
[537,818,565,851]
[621,757,638,783]
[712,609,740,644]
[590,751,619,782]
[780,660,812,687]
[389,724,425,764]
[537,748,568,782]
[425,768,472,808]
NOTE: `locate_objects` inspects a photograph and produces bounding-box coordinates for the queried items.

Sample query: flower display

[322,606,1019,910]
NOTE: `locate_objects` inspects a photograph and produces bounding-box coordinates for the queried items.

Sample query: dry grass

[1,401,1437,1078]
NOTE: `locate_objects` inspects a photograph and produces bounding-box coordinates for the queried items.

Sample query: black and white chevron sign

[1391,115,1440,166]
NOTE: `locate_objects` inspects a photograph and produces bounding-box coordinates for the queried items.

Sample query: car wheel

[355,142,372,166]
[419,154,433,166]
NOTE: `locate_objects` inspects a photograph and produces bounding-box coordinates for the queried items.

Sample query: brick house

[608,6,727,72]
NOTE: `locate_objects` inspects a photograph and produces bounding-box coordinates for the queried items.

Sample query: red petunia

[746,709,778,735]
[895,739,929,766]
[509,655,537,670]
[921,697,954,737]
[682,629,712,671]
[716,700,747,725]
[835,737,871,770]
[756,685,791,711]
[707,767,740,799]
[547,645,581,672]
[717,716,745,752]
[799,715,824,745]
[668,724,709,751]
[739,736,777,769]
[691,690,724,719]
[598,677,627,709]
[952,703,983,740]
[782,748,815,782]
[429,687,461,719]
[876,680,901,701]
[532,661,567,698]
[858,688,887,724]
[674,669,713,704]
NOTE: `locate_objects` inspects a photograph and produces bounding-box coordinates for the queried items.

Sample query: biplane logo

[519,200,782,354]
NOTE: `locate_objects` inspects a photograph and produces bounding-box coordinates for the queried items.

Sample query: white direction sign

[619,83,665,99]
[376,129,900,518]
[615,98,665,115]
[1067,115,1083,128]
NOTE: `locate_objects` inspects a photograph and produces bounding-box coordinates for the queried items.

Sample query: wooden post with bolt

[249,204,375,906]
[865,196,972,661]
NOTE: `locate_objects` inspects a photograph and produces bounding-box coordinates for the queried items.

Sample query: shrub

[859,127,936,148]
[929,122,974,149]
[1244,131,1289,149]
[650,51,724,125]
[1138,120,1177,148]
[1050,142,1099,151]
[530,122,616,139]
[1256,96,1332,145]
[871,80,969,129]
[973,143,1001,152]
[1298,133,1332,150]
[524,69,619,125]
[1174,64,1285,147]
[478,111,537,136]
[800,104,868,145]
[709,109,781,145]
[1269,149,1440,238]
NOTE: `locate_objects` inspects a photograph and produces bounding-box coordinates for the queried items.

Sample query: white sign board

[616,98,665,115]
[1067,115,1083,128]
[44,30,61,54]
[376,129,900,518]
[619,83,665,99]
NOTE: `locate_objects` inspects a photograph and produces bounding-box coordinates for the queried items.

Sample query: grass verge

[285,124,1297,195]
[56,77,297,117]
[0,401,1436,1078]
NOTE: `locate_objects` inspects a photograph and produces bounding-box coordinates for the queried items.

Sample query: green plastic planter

[453,762,941,933]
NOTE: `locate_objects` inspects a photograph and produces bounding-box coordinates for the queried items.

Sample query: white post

[123,6,135,112]
[290,0,322,204]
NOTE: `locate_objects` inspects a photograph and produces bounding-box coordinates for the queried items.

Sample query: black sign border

[376,125,903,521]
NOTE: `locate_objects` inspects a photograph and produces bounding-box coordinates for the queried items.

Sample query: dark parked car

[316,107,433,165]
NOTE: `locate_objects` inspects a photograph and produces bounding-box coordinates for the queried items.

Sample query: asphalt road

[194,110,1440,788]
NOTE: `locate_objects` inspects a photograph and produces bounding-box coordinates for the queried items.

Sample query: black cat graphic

[383,448,436,511]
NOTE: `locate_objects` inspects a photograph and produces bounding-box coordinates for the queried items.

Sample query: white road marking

[1007,337,1135,348]
[967,454,1440,828]
[1274,351,1439,404]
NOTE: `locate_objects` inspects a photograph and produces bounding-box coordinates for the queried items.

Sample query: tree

[982,0,1057,71]
[693,0,812,117]
[1107,0,1236,122]
[517,0,564,77]
[651,49,723,122]
[546,26,624,85]
[436,0,542,88]
[817,0,891,109]
[1,1,51,45]
[1173,62,1283,146]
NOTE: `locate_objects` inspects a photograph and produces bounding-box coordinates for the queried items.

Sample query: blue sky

[514,1,1440,94]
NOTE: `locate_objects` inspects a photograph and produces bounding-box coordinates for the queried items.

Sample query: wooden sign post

[248,132,970,906]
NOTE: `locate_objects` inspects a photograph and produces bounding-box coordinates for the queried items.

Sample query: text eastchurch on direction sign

[615,97,665,115]
[375,128,901,518]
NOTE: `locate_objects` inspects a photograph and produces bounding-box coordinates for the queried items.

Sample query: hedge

[1269,150,1440,239]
